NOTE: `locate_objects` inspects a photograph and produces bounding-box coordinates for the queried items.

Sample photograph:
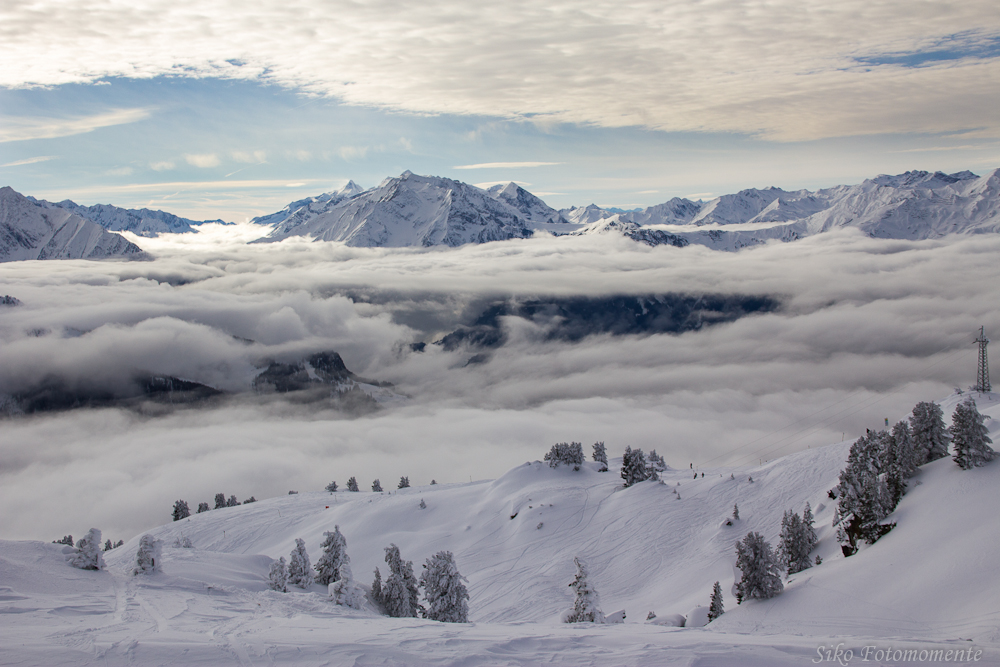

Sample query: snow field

[0,393,997,665]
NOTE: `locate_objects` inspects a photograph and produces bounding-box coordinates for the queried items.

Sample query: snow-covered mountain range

[3,391,997,665]
[27,196,226,237]
[4,167,999,258]
[0,187,144,262]
[252,168,1000,250]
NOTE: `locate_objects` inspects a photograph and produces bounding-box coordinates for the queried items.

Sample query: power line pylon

[975,326,990,393]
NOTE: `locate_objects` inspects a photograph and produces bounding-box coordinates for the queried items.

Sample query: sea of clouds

[1,225,997,541]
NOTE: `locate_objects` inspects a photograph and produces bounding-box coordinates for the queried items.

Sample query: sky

[1,0,1000,220]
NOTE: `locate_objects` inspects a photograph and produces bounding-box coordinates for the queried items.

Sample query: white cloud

[0,156,55,167]
[2,231,998,540]
[185,153,221,168]
[149,160,176,171]
[0,108,151,143]
[2,2,998,141]
[454,162,562,170]
[231,150,267,163]
[337,146,368,161]
[104,166,133,176]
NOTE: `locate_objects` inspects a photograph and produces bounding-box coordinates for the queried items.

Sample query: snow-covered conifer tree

[836,431,897,555]
[430,479,437,485]
[243,496,256,504]
[951,397,996,470]
[68,528,105,570]
[268,557,288,592]
[103,539,114,552]
[54,535,73,546]
[197,502,210,513]
[287,538,313,588]
[398,476,410,489]
[133,534,162,575]
[910,401,951,464]
[708,581,724,621]
[544,442,585,469]
[419,499,427,509]
[732,503,740,521]
[563,557,605,623]
[890,420,918,479]
[347,477,359,492]
[778,511,812,575]
[314,526,349,586]
[371,567,383,605]
[647,450,667,481]
[592,441,608,472]
[226,495,240,507]
[325,480,338,493]
[734,532,783,601]
[214,493,226,509]
[621,446,649,487]
[330,561,364,609]
[419,551,470,623]
[172,500,190,521]
[383,544,421,617]
[802,502,817,553]
[372,479,383,492]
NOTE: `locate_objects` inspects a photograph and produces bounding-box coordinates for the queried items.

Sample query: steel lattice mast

[975,326,990,393]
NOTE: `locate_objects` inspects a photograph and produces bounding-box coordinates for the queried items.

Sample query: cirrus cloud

[0,2,998,141]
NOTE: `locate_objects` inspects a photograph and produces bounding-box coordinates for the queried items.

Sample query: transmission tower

[975,326,990,393]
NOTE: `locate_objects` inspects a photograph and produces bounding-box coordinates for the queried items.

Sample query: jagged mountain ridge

[0,187,144,262]
[28,196,227,237]
[250,168,1000,250]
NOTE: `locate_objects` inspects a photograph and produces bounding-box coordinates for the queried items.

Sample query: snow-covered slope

[255,173,534,247]
[2,393,997,665]
[0,187,144,262]
[487,181,566,226]
[28,198,226,237]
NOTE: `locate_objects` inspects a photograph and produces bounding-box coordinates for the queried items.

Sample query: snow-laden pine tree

[890,420,918,479]
[103,539,114,552]
[268,557,288,592]
[133,534,162,575]
[325,480,338,492]
[910,401,951,465]
[563,557,605,623]
[836,431,897,555]
[214,493,226,509]
[287,538,313,588]
[243,496,256,504]
[197,502,210,513]
[172,500,190,521]
[951,397,996,470]
[68,528,105,570]
[314,526,349,586]
[621,446,649,487]
[371,567,383,605]
[419,551,470,623]
[708,581,724,622]
[735,532,783,601]
[732,503,740,521]
[398,476,410,489]
[544,442,585,469]
[330,561,364,609]
[778,510,813,575]
[592,441,608,472]
[226,495,240,507]
[383,544,422,617]
[347,477,359,492]
[372,479,383,492]
[802,502,817,552]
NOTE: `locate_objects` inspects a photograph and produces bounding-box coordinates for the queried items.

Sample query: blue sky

[1,1,999,221]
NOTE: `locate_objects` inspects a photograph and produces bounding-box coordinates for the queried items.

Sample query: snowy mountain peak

[256,172,534,248]
[0,186,144,262]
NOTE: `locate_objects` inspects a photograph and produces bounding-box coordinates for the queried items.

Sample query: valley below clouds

[1,227,997,541]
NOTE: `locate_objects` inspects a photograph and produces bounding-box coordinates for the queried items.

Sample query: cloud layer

[1,228,998,540]
[1,2,999,140]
